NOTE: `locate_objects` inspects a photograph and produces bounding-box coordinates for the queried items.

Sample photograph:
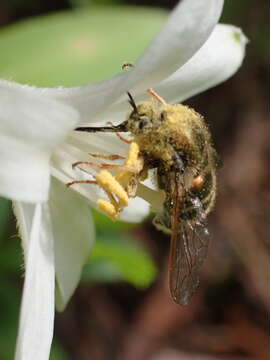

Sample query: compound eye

[139,119,148,129]
[160,111,166,121]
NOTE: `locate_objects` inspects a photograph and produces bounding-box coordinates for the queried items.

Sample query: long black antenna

[75,92,136,133]
[127,91,138,113]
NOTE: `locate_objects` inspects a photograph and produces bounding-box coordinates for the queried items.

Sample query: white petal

[13,0,223,125]
[49,178,94,311]
[13,202,34,257]
[93,23,247,126]
[155,24,248,103]
[66,131,129,158]
[51,142,104,205]
[3,74,131,125]
[14,203,55,360]
[127,0,225,93]
[0,81,79,203]
[119,196,150,223]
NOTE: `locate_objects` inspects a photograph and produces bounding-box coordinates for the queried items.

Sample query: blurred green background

[1,0,270,359]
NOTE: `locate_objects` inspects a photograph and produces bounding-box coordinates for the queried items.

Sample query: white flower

[0,0,247,359]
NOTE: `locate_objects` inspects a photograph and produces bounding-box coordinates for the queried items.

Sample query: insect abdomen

[180,169,216,221]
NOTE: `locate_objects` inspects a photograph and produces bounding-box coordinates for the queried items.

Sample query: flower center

[96,142,145,219]
[67,141,145,220]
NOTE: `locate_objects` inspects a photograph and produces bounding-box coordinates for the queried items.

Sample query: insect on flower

[68,88,218,305]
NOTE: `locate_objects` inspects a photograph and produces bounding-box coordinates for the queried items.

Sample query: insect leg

[88,153,125,160]
[96,187,123,221]
[72,161,138,172]
[66,180,97,187]
[98,199,119,220]
[96,170,129,206]
[115,132,132,144]
[147,88,167,105]
[107,121,132,144]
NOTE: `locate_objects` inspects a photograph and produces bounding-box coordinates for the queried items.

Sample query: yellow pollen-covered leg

[95,142,143,220]
[97,199,119,220]
[96,170,129,206]
[68,141,144,220]
[125,142,140,168]
[116,142,143,183]
[115,142,143,198]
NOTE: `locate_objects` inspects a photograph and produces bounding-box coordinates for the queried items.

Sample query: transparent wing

[169,175,210,305]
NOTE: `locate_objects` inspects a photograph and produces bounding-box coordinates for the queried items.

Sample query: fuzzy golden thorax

[126,102,211,169]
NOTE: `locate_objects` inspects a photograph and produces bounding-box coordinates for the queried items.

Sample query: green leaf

[0,278,20,360]
[50,342,68,360]
[91,209,134,232]
[82,231,157,288]
[0,197,12,241]
[0,237,22,274]
[82,259,123,283]
[0,6,168,86]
